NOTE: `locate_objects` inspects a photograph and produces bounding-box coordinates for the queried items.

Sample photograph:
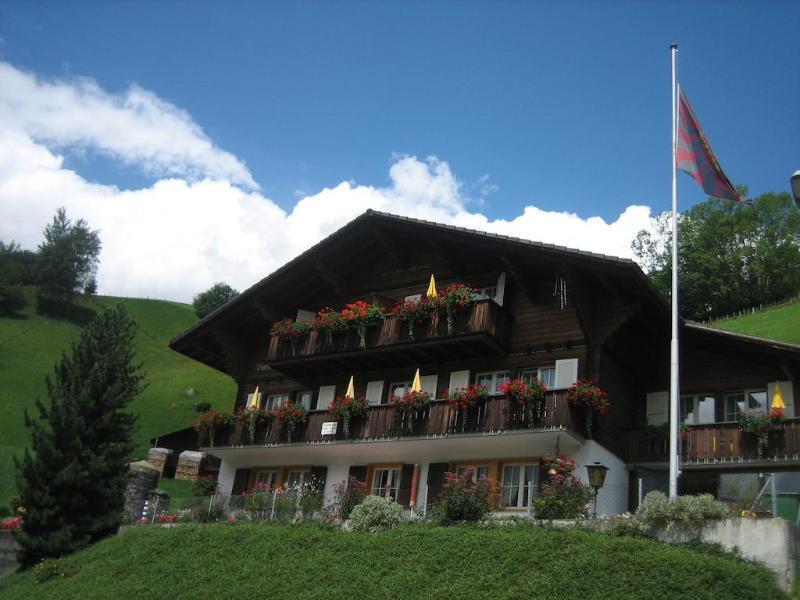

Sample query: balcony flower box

[446,384,489,433]
[566,379,609,439]
[500,378,548,428]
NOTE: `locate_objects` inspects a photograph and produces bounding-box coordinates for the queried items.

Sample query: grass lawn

[0,289,235,507]
[711,300,800,345]
[0,522,785,599]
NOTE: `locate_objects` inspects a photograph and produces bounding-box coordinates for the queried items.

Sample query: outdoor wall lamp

[585,462,609,518]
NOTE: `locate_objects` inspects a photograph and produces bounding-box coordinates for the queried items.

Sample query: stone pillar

[124,460,160,523]
[175,450,204,481]
[146,447,172,476]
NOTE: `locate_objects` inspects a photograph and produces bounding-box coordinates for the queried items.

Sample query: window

[520,366,555,390]
[724,390,767,422]
[680,394,715,425]
[501,464,537,509]
[476,371,511,395]
[404,293,422,303]
[254,470,278,489]
[455,465,489,481]
[296,391,313,411]
[285,470,309,488]
[389,381,413,401]
[372,468,401,500]
[265,393,289,410]
[475,286,497,301]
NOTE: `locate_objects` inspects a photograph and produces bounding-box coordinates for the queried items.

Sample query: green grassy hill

[0,289,235,506]
[0,523,786,599]
[711,299,800,345]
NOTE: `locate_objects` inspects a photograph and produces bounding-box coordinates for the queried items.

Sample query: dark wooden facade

[167,210,800,469]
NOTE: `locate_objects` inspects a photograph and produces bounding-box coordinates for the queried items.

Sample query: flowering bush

[331,476,367,520]
[532,452,591,519]
[390,298,433,340]
[432,283,476,334]
[270,318,312,338]
[349,495,405,532]
[566,379,609,439]
[341,300,385,349]
[434,469,499,522]
[445,384,489,410]
[313,307,347,346]
[272,401,309,442]
[244,482,272,514]
[392,390,432,414]
[1,516,22,530]
[156,514,179,524]
[191,475,218,497]
[328,395,369,437]
[500,378,548,405]
[738,408,784,458]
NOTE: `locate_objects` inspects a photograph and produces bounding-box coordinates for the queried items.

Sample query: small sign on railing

[321,421,338,436]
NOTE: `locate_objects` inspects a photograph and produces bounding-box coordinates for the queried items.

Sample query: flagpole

[669,43,680,498]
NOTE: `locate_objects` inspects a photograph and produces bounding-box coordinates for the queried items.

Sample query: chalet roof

[685,321,800,355]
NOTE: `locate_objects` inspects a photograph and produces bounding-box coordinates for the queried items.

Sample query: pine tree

[14,305,144,567]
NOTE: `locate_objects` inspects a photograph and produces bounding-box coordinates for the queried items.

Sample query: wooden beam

[313,261,350,298]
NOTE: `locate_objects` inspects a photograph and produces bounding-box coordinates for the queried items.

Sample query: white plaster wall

[573,441,629,516]
[217,459,237,496]
[323,463,351,506]
[416,463,430,513]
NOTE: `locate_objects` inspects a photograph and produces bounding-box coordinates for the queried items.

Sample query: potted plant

[445,384,489,431]
[566,379,609,439]
[192,409,223,447]
[272,401,309,443]
[390,298,432,340]
[340,300,385,349]
[270,318,312,356]
[737,408,784,458]
[500,377,548,428]
[432,283,475,335]
[313,307,347,347]
[392,390,432,435]
[327,395,369,439]
[244,408,272,445]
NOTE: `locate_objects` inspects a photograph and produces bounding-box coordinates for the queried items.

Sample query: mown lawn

[0,289,235,507]
[712,300,800,345]
[0,523,786,599]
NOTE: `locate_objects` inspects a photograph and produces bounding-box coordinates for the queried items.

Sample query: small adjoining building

[160,210,800,514]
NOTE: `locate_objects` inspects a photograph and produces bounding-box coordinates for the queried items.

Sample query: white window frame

[254,470,278,489]
[372,468,401,500]
[265,393,290,411]
[501,463,537,509]
[389,381,413,401]
[476,370,511,396]
[455,464,490,482]
[295,390,313,411]
[519,366,555,390]
[285,469,310,488]
[475,286,498,301]
[680,393,716,425]
[723,389,768,422]
[404,293,422,303]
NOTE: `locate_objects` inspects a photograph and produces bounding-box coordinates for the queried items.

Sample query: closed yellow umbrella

[772,383,786,409]
[411,368,423,393]
[426,274,438,300]
[345,375,355,399]
[249,386,261,410]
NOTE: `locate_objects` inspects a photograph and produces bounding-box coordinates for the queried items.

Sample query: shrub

[33,557,78,582]
[532,453,591,519]
[191,475,218,497]
[434,469,498,523]
[0,284,27,315]
[348,495,404,532]
[636,491,731,531]
[331,476,367,520]
[194,401,212,413]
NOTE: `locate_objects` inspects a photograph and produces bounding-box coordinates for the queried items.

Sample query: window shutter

[495,272,506,306]
[396,464,416,508]
[421,375,439,398]
[448,370,470,391]
[768,381,794,419]
[553,359,579,389]
[348,465,367,484]
[316,385,336,411]
[646,391,669,426]
[231,468,250,496]
[425,463,450,506]
[366,380,384,405]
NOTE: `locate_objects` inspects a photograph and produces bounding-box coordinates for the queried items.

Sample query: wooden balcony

[206,391,578,449]
[265,299,511,377]
[624,420,800,466]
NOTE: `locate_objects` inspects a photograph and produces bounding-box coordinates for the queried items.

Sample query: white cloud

[0,61,656,303]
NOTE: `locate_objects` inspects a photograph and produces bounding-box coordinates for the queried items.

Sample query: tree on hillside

[193,282,239,319]
[0,240,33,315]
[14,305,144,567]
[632,192,800,320]
[36,207,101,316]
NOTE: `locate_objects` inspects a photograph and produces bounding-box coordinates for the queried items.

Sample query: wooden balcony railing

[265,299,510,365]
[624,420,800,464]
[205,391,578,449]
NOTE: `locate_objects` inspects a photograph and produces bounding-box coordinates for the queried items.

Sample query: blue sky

[1,1,798,300]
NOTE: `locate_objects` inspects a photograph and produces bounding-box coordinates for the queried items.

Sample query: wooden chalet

[163,210,800,513]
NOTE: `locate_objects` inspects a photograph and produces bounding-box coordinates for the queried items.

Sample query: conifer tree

[15,305,144,567]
